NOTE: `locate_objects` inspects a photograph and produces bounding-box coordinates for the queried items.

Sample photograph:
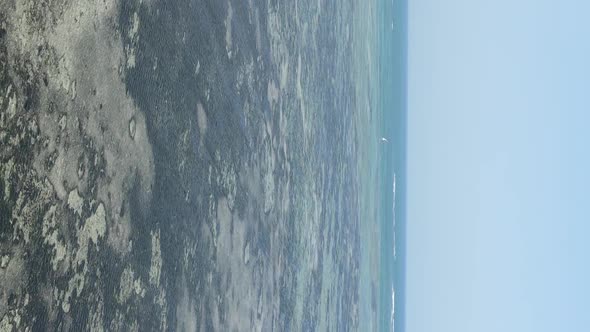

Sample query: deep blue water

[379,0,407,331]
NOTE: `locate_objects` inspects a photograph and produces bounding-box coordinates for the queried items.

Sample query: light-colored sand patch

[42,206,69,271]
[83,203,106,246]
[176,279,197,332]
[5,88,17,119]
[215,155,237,210]
[260,127,276,214]
[267,80,279,108]
[216,196,232,231]
[2,158,14,202]
[213,195,263,332]
[118,266,145,304]
[0,315,13,331]
[0,0,175,327]
[0,256,9,269]
[87,295,105,332]
[225,2,233,59]
[118,267,134,303]
[62,202,107,313]
[255,8,262,52]
[129,12,140,40]
[149,229,162,286]
[72,203,106,275]
[8,0,157,255]
[10,178,54,244]
[243,242,250,265]
[155,287,168,330]
[263,171,274,215]
[197,102,207,144]
[126,12,140,69]
[106,201,132,255]
[0,246,25,319]
[195,101,208,157]
[280,59,289,91]
[58,114,67,131]
[296,54,308,139]
[67,189,83,216]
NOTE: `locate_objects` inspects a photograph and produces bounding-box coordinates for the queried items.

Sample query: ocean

[358,0,407,330]
[379,0,408,331]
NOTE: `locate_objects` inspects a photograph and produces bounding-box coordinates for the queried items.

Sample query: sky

[407,1,590,332]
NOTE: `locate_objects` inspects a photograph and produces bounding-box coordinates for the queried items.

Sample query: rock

[0,255,9,269]
[129,117,136,140]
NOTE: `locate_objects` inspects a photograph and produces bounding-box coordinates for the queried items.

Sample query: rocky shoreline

[1,0,360,330]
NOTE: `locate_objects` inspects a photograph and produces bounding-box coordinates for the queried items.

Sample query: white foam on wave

[393,173,397,259]
[391,286,395,331]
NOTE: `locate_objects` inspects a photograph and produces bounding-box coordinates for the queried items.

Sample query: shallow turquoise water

[378,0,407,331]
[354,0,407,329]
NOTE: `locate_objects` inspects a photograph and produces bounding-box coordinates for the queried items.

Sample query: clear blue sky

[407,1,590,331]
